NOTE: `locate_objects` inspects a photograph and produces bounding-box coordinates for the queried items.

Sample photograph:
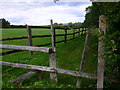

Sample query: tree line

[0,18,10,27]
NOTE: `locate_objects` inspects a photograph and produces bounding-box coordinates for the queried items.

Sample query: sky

[0,0,92,26]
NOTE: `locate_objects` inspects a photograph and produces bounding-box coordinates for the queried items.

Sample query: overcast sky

[0,0,92,25]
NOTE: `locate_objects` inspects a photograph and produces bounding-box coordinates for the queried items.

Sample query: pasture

[1,28,98,88]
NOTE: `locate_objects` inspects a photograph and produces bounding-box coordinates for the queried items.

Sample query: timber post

[49,19,58,83]
[73,29,75,39]
[64,29,67,43]
[76,28,91,88]
[97,15,107,89]
[78,28,80,37]
[27,25,33,55]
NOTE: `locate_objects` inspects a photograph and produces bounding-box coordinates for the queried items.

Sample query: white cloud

[0,1,92,25]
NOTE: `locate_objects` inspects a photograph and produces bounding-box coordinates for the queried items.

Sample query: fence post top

[99,15,107,21]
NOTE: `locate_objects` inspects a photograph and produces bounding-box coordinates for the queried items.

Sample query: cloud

[0,1,92,25]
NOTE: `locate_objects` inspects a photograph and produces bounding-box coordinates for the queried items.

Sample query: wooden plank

[11,71,38,84]
[0,61,96,79]
[0,44,53,53]
[76,29,91,88]
[97,15,107,89]
[50,19,57,83]
[27,25,33,55]
[1,61,119,83]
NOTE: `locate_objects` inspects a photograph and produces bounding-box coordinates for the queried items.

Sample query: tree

[84,2,120,88]
[0,18,10,27]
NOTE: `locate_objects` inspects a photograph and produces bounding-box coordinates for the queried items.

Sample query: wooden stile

[97,15,107,89]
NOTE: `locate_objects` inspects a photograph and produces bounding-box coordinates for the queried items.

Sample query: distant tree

[59,23,63,26]
[53,22,59,26]
[68,22,73,28]
[0,18,10,27]
[72,22,82,28]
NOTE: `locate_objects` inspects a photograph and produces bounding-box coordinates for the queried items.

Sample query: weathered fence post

[53,28,56,47]
[97,15,107,89]
[64,29,67,43]
[49,19,57,83]
[76,28,91,88]
[27,25,33,55]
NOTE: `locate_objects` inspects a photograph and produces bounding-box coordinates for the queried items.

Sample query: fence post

[76,28,91,88]
[97,15,107,89]
[49,19,57,83]
[73,29,75,39]
[64,29,67,43]
[53,28,56,47]
[78,28,80,37]
[27,25,33,55]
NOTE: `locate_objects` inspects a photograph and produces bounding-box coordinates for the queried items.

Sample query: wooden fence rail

[0,61,97,79]
[0,44,54,53]
[0,61,118,83]
[0,30,85,41]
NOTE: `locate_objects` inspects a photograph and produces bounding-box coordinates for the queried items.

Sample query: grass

[1,28,98,88]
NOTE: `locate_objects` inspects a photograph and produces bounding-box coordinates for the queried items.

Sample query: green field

[1,28,98,88]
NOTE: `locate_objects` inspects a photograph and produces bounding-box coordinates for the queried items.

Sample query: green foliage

[53,22,82,29]
[0,18,10,27]
[83,1,120,88]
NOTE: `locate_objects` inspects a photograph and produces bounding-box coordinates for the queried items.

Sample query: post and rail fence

[1,25,87,56]
[0,16,119,88]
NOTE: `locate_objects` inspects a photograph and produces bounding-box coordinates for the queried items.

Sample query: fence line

[1,17,119,88]
[0,37,79,56]
[0,29,86,41]
[1,27,87,56]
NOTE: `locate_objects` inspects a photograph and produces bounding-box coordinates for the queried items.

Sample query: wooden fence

[0,17,119,88]
[1,25,87,56]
